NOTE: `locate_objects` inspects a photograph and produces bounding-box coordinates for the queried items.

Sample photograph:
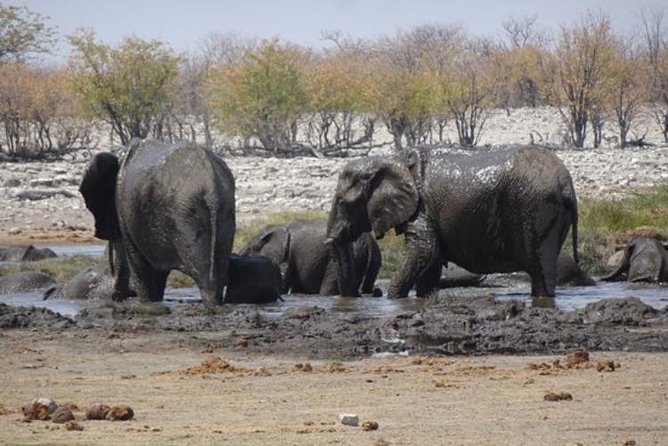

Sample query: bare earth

[0,329,666,446]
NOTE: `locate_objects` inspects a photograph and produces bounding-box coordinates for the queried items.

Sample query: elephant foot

[111,290,128,302]
[531,296,556,309]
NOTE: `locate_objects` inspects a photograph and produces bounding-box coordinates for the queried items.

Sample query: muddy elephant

[79,139,236,306]
[601,237,668,283]
[224,254,282,304]
[240,220,381,296]
[0,271,56,294]
[43,266,117,300]
[326,145,579,298]
[0,245,57,262]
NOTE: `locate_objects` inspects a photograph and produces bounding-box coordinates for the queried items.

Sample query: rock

[362,420,379,431]
[106,405,134,421]
[51,406,75,424]
[85,404,111,420]
[338,413,359,426]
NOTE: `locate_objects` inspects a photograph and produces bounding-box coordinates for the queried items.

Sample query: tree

[549,13,614,148]
[640,9,668,142]
[0,4,55,62]
[207,39,309,151]
[67,30,180,144]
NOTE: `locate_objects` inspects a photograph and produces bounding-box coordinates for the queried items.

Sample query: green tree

[207,39,309,151]
[67,30,180,144]
[0,4,55,62]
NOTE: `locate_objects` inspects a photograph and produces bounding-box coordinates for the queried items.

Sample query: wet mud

[2,292,666,360]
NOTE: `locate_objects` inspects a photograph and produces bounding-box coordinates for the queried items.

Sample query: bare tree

[640,8,668,142]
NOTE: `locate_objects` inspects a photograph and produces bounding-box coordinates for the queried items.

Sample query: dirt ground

[0,329,666,446]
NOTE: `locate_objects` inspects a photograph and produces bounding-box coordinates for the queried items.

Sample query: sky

[11,0,668,63]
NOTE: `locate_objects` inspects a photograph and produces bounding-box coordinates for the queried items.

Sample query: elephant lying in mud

[43,266,118,300]
[80,139,236,306]
[240,220,381,296]
[326,145,579,298]
[602,237,668,283]
[0,245,57,262]
[0,272,56,294]
[224,254,283,304]
[440,252,594,289]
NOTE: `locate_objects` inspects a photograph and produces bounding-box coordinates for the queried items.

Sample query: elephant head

[79,152,120,241]
[239,225,291,265]
[325,151,421,296]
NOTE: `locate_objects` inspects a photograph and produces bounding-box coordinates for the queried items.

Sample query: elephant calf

[602,237,668,283]
[240,219,381,296]
[224,254,282,304]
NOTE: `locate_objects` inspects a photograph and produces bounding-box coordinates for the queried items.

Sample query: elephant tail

[562,174,579,265]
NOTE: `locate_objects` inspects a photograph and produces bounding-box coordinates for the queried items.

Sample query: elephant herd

[2,139,666,306]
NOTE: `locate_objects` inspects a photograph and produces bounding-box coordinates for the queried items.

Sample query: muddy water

[1,244,666,317]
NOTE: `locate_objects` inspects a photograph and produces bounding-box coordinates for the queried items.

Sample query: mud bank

[2,294,667,360]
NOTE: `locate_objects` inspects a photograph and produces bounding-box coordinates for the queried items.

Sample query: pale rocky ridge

[0,107,667,239]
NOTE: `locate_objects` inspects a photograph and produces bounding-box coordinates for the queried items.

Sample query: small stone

[85,404,111,420]
[51,407,75,424]
[106,405,134,421]
[362,420,379,431]
[338,413,359,426]
[623,440,636,446]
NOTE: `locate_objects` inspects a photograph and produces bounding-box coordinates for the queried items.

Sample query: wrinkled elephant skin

[326,145,579,298]
[79,139,235,306]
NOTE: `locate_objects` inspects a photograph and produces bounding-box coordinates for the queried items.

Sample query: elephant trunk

[328,240,360,298]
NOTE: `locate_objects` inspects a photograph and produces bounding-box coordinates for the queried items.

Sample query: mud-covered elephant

[0,271,56,294]
[601,237,668,283]
[0,245,57,262]
[240,220,381,296]
[43,266,120,300]
[79,139,236,306]
[326,145,579,298]
[224,254,282,304]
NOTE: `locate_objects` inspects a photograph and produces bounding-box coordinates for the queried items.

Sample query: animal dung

[51,406,75,424]
[85,404,111,420]
[362,420,380,431]
[543,392,573,402]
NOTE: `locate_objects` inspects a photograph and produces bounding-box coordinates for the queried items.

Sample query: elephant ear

[244,226,290,265]
[79,152,120,241]
[366,158,419,238]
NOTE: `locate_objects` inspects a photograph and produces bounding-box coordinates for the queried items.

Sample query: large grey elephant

[80,139,236,306]
[240,220,381,296]
[224,254,283,304]
[601,237,668,283]
[0,245,57,262]
[326,145,579,298]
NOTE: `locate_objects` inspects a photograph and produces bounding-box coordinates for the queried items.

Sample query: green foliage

[207,39,309,151]
[67,30,180,144]
[0,5,55,62]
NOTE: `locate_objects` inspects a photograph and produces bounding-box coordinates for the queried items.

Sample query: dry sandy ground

[0,329,666,446]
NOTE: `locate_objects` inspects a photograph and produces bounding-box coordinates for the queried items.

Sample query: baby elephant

[602,237,668,283]
[224,254,283,304]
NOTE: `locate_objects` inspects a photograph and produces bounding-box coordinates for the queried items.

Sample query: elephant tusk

[323,237,334,246]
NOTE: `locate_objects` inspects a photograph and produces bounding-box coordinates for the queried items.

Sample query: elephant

[326,145,579,299]
[79,139,236,306]
[224,254,283,304]
[0,245,57,262]
[555,252,596,287]
[43,266,116,300]
[240,220,381,296]
[601,237,668,283]
[0,271,56,294]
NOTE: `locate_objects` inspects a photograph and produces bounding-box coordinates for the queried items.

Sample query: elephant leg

[415,260,442,299]
[125,239,167,302]
[320,261,339,295]
[528,223,563,298]
[360,251,381,295]
[112,240,130,301]
[388,215,441,299]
